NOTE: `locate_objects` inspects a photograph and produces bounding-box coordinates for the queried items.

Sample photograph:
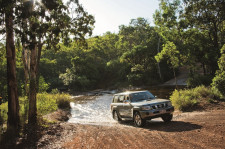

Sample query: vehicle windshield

[130,91,155,102]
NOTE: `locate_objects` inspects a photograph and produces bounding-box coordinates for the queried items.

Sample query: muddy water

[68,86,185,125]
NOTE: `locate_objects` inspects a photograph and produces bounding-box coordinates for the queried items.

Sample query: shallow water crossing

[68,94,116,125]
[68,86,181,125]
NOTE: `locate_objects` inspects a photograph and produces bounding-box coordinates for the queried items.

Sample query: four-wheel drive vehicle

[110,90,174,127]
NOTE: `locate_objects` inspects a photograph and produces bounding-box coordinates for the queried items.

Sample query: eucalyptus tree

[182,0,225,51]
[155,41,180,88]
[153,0,181,41]
[180,0,225,74]
[153,0,182,86]
[118,18,161,85]
[0,0,20,133]
[11,0,94,125]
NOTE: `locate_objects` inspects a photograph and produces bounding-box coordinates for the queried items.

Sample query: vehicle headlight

[142,106,152,110]
[167,102,172,106]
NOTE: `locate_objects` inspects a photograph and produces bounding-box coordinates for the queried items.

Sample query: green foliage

[0,102,8,126]
[118,18,165,85]
[18,96,29,125]
[170,86,217,111]
[180,0,225,73]
[38,76,50,93]
[0,93,71,133]
[51,88,60,94]
[187,74,213,88]
[170,89,198,111]
[211,45,225,98]
[37,93,57,115]
[211,72,225,98]
[37,93,71,115]
[155,41,180,68]
[0,44,7,99]
[127,64,144,85]
[55,94,71,109]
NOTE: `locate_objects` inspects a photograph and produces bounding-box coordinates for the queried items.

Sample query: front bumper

[139,106,174,120]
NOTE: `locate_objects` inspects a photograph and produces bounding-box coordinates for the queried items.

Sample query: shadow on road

[119,120,202,132]
[145,121,202,132]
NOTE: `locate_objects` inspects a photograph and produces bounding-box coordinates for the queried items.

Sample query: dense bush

[211,45,225,98]
[187,74,213,88]
[170,86,217,111]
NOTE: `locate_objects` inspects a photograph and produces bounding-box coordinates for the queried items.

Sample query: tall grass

[0,93,71,132]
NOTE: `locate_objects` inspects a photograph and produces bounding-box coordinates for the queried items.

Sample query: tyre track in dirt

[60,110,225,149]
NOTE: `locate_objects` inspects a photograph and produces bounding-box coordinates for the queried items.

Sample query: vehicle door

[116,95,125,117]
[122,95,133,118]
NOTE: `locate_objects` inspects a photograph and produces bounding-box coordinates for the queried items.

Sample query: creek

[68,86,185,125]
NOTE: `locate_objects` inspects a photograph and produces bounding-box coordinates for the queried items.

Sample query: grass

[0,92,71,133]
[170,85,219,111]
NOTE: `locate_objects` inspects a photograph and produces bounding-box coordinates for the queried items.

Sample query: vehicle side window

[118,95,124,102]
[113,95,119,103]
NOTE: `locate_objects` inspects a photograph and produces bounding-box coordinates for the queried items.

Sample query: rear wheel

[162,114,173,123]
[134,112,146,127]
[113,110,122,121]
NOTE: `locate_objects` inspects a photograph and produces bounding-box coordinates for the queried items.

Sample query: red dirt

[37,108,225,149]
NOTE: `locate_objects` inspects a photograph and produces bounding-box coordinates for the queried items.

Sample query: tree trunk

[22,47,30,96]
[36,38,42,93]
[157,36,162,80]
[5,2,20,132]
[202,63,206,75]
[28,43,37,125]
[173,68,178,89]
[27,0,38,125]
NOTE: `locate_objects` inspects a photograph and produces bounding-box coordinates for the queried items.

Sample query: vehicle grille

[152,103,168,109]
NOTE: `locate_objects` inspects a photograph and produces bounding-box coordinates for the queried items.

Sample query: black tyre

[113,110,122,121]
[134,112,146,127]
[162,114,173,123]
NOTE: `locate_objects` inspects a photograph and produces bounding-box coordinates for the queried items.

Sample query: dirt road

[38,109,225,149]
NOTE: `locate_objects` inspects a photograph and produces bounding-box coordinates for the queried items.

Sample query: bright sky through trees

[80,0,159,36]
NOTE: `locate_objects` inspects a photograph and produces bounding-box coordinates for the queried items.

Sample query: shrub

[37,93,71,115]
[170,89,199,111]
[55,93,71,109]
[187,74,212,88]
[0,102,8,126]
[211,44,225,99]
[211,72,225,98]
[170,86,216,111]
[38,76,50,93]
[37,93,58,115]
[51,88,60,94]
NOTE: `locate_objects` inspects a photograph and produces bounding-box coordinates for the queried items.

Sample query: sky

[80,0,160,36]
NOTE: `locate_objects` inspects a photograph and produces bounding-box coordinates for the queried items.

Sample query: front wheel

[162,114,173,123]
[134,112,146,127]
